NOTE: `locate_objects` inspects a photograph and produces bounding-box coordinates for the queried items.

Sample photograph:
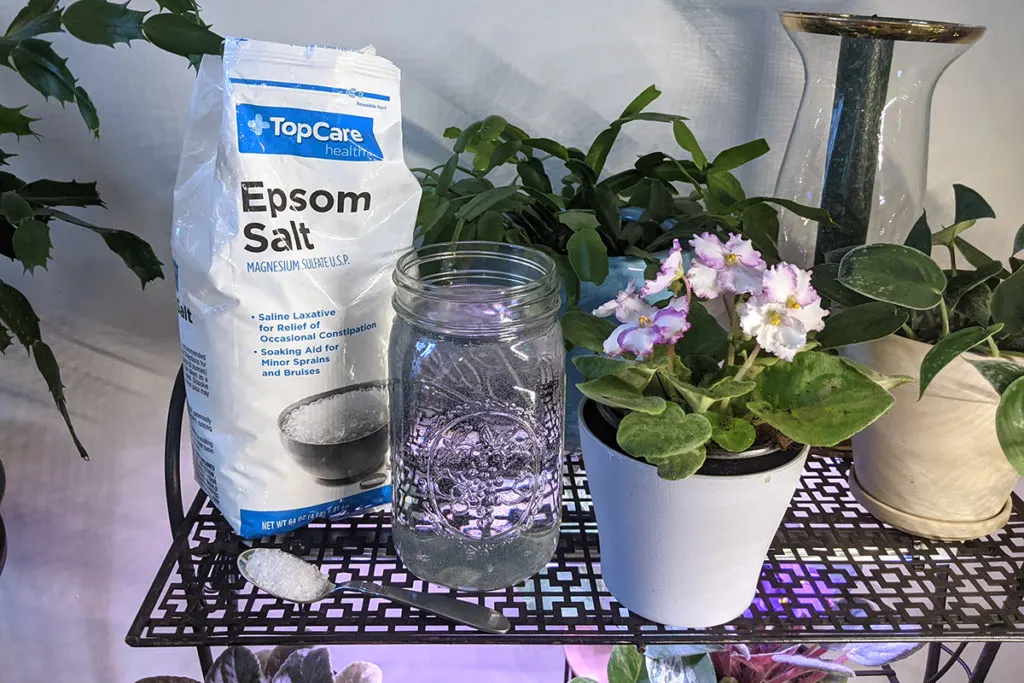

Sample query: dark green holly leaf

[11,38,77,103]
[708,138,769,174]
[75,85,99,137]
[12,218,51,271]
[991,266,1024,335]
[567,226,608,284]
[672,119,707,168]
[0,149,14,166]
[0,322,12,352]
[919,324,1003,398]
[0,104,39,138]
[0,171,24,192]
[953,183,995,224]
[155,0,200,16]
[142,12,223,58]
[47,207,163,286]
[19,179,103,206]
[816,302,909,350]
[63,0,147,47]
[5,0,61,40]
[904,210,932,255]
[1,190,34,223]
[0,276,40,344]
[0,217,13,258]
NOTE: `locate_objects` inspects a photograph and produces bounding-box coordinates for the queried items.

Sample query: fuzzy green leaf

[577,375,667,414]
[5,0,62,40]
[63,0,147,47]
[11,218,51,271]
[572,355,656,390]
[672,119,707,168]
[708,138,769,174]
[919,325,1003,398]
[567,227,608,284]
[674,301,728,360]
[904,211,932,255]
[0,104,39,138]
[953,183,996,224]
[11,38,77,103]
[19,179,102,206]
[838,243,946,310]
[561,309,616,353]
[0,190,34,223]
[142,12,222,58]
[607,644,647,683]
[0,278,88,458]
[970,360,1024,395]
[617,403,712,473]
[46,208,163,287]
[816,302,909,350]
[991,266,1024,335]
[709,412,757,452]
[748,351,895,447]
[996,377,1024,476]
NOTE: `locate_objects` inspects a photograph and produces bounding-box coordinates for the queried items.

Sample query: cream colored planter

[846,335,1020,540]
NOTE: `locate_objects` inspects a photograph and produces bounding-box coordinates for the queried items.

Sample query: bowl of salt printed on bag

[278,380,389,484]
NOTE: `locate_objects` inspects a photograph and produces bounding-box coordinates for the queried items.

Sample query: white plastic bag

[172,38,419,538]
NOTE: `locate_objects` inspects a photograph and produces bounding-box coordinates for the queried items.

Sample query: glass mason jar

[774,12,985,267]
[389,242,565,590]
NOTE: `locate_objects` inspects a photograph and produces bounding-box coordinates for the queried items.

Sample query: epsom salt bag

[171,38,420,538]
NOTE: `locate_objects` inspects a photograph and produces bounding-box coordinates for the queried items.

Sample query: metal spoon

[237,548,511,634]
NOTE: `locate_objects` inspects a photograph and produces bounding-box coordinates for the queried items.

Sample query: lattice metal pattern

[127,455,1024,648]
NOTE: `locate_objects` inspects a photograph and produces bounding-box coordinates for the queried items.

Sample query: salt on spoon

[237,548,511,634]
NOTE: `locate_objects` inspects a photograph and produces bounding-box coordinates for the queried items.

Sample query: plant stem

[733,345,761,382]
[949,245,957,277]
[723,295,736,366]
[666,343,676,372]
[938,299,951,337]
[900,323,918,340]
[986,336,1001,358]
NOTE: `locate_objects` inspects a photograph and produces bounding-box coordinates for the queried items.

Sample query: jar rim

[393,241,560,302]
[779,12,985,44]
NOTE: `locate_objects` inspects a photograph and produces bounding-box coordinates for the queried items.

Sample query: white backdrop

[0,1,1021,681]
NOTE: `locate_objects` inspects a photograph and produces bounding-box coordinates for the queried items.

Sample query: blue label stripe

[239,485,391,538]
[229,77,391,102]
[236,103,383,162]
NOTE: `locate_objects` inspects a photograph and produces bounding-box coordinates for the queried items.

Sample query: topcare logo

[236,104,383,162]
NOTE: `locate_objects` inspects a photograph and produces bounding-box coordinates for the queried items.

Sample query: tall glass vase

[774,12,985,267]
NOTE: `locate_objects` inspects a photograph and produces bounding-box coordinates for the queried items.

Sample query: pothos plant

[811,185,1024,474]
[568,642,918,683]
[135,645,382,683]
[414,85,833,305]
[0,0,223,459]
[561,231,901,479]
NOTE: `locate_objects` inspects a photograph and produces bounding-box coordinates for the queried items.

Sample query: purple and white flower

[594,291,691,360]
[640,239,685,297]
[738,263,827,361]
[686,232,766,299]
[592,281,650,323]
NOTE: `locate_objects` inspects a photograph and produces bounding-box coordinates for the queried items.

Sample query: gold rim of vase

[779,11,986,44]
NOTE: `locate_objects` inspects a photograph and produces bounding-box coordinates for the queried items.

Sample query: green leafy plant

[814,185,1024,474]
[135,644,383,683]
[415,85,833,305]
[0,0,223,458]
[561,231,899,479]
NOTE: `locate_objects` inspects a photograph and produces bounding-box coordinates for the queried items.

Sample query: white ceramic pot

[578,401,809,628]
[847,335,1020,540]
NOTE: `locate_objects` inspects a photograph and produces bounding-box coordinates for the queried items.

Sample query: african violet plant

[0,0,223,458]
[812,185,1024,473]
[415,85,832,304]
[569,642,918,683]
[135,645,382,683]
[561,231,900,479]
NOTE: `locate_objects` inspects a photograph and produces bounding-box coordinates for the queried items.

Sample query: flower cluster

[592,233,827,361]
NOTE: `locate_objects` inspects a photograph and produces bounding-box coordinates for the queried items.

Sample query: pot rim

[779,11,985,44]
[578,398,809,481]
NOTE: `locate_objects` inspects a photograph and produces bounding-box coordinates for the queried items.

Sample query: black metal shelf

[127,453,1024,651]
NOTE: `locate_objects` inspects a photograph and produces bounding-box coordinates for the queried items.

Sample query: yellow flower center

[724,252,739,266]
[638,315,652,327]
[786,296,801,309]
[768,310,784,326]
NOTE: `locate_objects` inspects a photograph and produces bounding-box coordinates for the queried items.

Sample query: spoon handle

[338,580,511,634]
